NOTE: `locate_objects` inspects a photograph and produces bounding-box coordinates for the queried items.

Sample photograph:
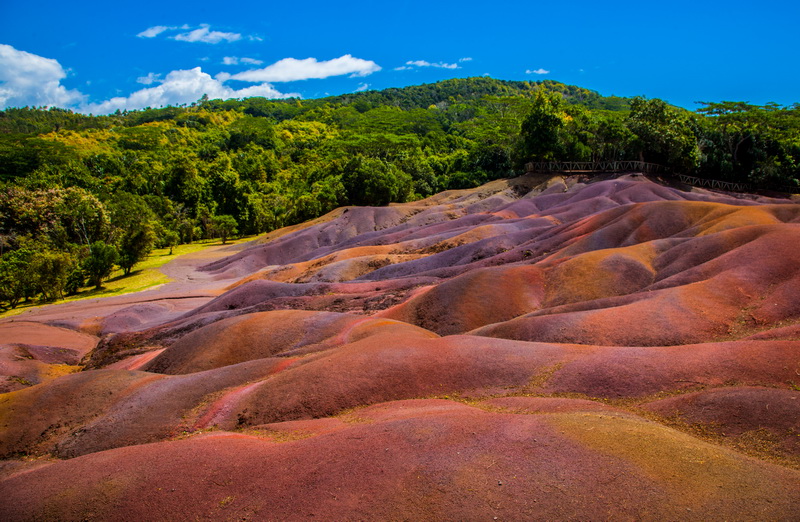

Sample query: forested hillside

[1,77,798,309]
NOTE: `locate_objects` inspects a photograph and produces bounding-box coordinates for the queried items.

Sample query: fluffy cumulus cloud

[137,24,244,44]
[526,68,550,75]
[0,44,86,109]
[231,55,381,82]
[355,83,370,92]
[81,67,296,114]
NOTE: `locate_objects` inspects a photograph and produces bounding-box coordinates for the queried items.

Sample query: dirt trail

[0,240,258,390]
[0,240,255,332]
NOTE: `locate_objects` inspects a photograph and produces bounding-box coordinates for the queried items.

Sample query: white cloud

[526,68,550,75]
[137,24,246,44]
[230,55,381,83]
[81,67,296,114]
[137,25,173,38]
[413,60,458,69]
[0,44,86,109]
[173,24,241,44]
[136,72,162,85]
[223,56,263,66]
[355,83,370,92]
[401,60,459,70]
[459,57,473,62]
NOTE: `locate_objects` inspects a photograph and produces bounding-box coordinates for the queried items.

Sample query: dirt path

[0,240,257,391]
[0,240,255,333]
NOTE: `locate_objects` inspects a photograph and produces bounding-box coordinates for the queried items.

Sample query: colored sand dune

[2,173,799,519]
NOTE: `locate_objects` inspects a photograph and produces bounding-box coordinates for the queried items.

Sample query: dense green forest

[1,77,799,309]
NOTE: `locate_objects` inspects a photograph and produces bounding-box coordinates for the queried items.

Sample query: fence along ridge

[525,160,667,174]
[525,161,797,194]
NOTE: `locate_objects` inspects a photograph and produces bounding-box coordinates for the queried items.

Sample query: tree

[696,101,800,186]
[516,90,567,165]
[0,247,35,308]
[627,97,700,171]
[340,155,413,206]
[226,116,277,151]
[30,249,75,301]
[117,222,156,275]
[178,217,196,244]
[84,241,118,289]
[211,215,238,244]
[162,229,180,255]
[169,204,197,244]
[65,267,85,295]
[53,186,110,250]
[195,203,216,240]
[109,193,157,275]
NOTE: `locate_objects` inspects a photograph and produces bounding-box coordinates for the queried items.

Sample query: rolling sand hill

[2,173,800,520]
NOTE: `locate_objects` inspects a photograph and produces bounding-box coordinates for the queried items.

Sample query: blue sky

[1,0,797,114]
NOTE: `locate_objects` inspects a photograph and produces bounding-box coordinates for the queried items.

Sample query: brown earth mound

[2,173,799,518]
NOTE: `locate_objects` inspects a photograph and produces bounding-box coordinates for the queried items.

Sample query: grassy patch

[0,235,258,319]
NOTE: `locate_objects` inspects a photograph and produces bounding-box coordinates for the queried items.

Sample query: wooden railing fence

[524,161,798,194]
[525,161,668,175]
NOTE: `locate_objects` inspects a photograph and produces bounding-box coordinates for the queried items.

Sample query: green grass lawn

[0,235,258,319]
